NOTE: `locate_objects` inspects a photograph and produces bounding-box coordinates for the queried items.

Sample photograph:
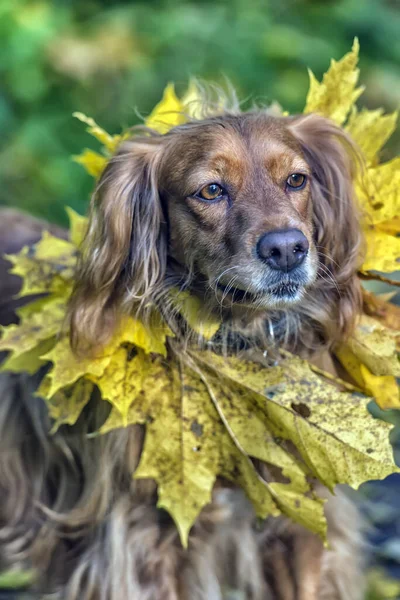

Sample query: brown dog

[69,110,362,355]
[0,107,365,599]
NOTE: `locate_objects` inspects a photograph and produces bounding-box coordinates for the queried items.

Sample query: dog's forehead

[162,114,308,192]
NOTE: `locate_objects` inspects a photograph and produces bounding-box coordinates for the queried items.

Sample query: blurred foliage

[1,0,400,224]
[366,568,400,600]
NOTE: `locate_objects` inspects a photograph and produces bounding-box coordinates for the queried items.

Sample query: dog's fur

[0,103,366,599]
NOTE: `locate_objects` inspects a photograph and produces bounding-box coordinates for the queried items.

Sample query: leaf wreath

[1,39,400,547]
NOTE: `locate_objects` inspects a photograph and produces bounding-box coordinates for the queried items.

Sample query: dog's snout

[257,229,309,272]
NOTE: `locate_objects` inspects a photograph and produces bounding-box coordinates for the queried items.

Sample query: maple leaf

[346,107,398,166]
[304,40,400,275]
[362,229,400,274]
[72,112,130,178]
[72,148,107,178]
[38,376,95,433]
[6,231,76,297]
[0,297,65,361]
[356,157,400,274]
[145,83,186,133]
[335,311,400,409]
[1,337,55,375]
[97,350,256,546]
[136,360,288,547]
[344,315,400,378]
[335,345,399,410]
[72,85,189,178]
[41,315,172,399]
[169,288,221,340]
[94,345,398,546]
[190,350,398,487]
[95,344,398,546]
[304,38,364,125]
[98,348,325,546]
[65,206,88,247]
[73,112,123,153]
[375,216,400,238]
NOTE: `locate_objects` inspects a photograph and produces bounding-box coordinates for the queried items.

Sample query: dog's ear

[289,114,364,339]
[68,135,166,353]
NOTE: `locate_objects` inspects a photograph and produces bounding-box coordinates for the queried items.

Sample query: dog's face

[160,115,317,308]
[69,110,362,351]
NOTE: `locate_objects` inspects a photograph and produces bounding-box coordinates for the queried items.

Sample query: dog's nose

[257,229,309,272]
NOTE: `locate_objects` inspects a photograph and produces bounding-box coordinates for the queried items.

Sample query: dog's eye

[196,183,225,201]
[286,173,307,190]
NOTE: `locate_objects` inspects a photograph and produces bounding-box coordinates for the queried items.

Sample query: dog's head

[69,110,363,351]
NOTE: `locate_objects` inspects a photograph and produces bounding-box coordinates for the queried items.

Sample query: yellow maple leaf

[95,342,398,546]
[191,350,398,490]
[344,315,400,377]
[0,297,66,360]
[335,345,400,410]
[169,288,221,340]
[301,44,400,275]
[1,337,55,375]
[65,207,88,247]
[7,231,76,297]
[37,376,95,433]
[73,112,123,153]
[99,354,231,545]
[354,155,400,274]
[72,112,131,178]
[304,38,364,125]
[93,347,156,427]
[362,228,400,274]
[359,365,399,409]
[72,148,107,178]
[357,158,400,273]
[356,157,400,275]
[190,358,326,536]
[120,314,173,356]
[375,216,400,237]
[42,316,171,399]
[102,351,323,546]
[346,107,398,166]
[0,212,170,400]
[40,335,114,398]
[145,83,186,133]
[335,308,400,409]
[358,157,400,225]
[300,40,400,276]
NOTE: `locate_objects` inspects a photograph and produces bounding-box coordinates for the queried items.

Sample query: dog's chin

[259,282,305,307]
[215,280,306,309]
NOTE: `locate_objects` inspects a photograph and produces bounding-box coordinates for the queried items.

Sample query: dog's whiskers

[317,263,341,296]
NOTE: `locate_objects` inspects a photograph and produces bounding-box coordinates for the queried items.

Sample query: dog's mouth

[216,281,302,304]
[266,282,302,299]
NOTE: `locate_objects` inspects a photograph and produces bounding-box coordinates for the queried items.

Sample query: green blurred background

[2,0,400,226]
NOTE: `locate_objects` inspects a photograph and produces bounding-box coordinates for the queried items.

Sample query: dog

[0,104,365,599]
